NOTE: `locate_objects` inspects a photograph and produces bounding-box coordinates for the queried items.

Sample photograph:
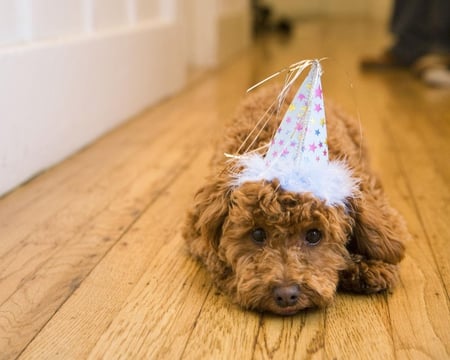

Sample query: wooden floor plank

[383,113,450,358]
[1,150,197,359]
[386,95,450,295]
[15,112,216,359]
[325,294,395,359]
[85,156,215,360]
[0,99,208,303]
[355,73,450,358]
[2,89,217,359]
[254,311,325,359]
[84,234,209,360]
[180,291,260,360]
[0,109,171,252]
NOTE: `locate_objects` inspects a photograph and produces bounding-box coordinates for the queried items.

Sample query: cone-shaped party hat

[265,60,328,167]
[230,59,358,206]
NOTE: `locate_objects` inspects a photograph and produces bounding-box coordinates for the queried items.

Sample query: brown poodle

[183,83,407,315]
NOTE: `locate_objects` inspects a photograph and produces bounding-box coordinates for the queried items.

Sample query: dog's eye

[251,228,266,244]
[305,229,322,245]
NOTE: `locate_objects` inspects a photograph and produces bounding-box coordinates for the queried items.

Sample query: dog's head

[186,173,354,315]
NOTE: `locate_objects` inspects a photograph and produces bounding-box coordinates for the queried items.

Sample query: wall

[0,0,252,196]
[217,0,252,65]
[184,0,251,67]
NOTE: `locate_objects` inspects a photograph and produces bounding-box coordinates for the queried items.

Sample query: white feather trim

[230,154,359,206]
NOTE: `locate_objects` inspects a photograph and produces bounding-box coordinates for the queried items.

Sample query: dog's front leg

[339,178,407,293]
[339,254,400,293]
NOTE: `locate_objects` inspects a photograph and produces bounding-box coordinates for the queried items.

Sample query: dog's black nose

[273,285,300,307]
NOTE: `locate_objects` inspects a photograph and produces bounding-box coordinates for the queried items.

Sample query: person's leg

[410,0,450,87]
[362,0,450,86]
[430,0,450,54]
[361,0,428,68]
[389,0,431,64]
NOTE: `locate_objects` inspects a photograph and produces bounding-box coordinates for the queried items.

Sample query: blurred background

[0,0,405,196]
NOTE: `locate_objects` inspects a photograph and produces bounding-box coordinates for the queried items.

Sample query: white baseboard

[0,20,186,196]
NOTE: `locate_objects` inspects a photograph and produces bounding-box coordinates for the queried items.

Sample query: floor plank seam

[384,115,449,301]
[79,146,205,357]
[178,284,214,359]
[250,314,263,360]
[16,146,204,358]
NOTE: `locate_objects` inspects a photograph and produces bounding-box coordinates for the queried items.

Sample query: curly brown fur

[183,84,407,315]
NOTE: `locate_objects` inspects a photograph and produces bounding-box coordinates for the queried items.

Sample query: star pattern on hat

[265,61,329,165]
[315,86,323,98]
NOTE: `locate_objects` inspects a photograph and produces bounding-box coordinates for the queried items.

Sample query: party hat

[265,60,328,166]
[230,60,358,206]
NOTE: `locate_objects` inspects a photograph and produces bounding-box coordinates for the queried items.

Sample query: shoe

[412,54,450,88]
[360,50,411,70]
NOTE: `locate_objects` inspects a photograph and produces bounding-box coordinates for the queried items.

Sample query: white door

[0,0,186,196]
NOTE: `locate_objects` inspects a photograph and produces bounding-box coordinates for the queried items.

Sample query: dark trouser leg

[389,0,431,64]
[389,0,450,64]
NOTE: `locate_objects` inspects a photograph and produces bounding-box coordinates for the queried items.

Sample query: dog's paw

[339,255,400,294]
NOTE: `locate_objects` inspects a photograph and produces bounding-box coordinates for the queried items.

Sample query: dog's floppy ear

[183,173,231,251]
[347,187,406,264]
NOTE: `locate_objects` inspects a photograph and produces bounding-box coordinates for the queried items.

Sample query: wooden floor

[1,18,449,360]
